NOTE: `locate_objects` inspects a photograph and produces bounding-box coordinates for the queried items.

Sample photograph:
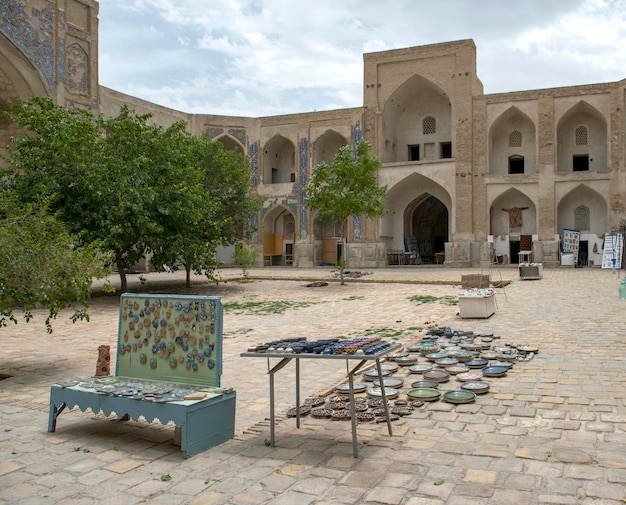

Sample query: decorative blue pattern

[298,137,309,235]
[205,127,224,140]
[0,0,55,91]
[352,121,363,240]
[228,128,246,146]
[249,141,259,187]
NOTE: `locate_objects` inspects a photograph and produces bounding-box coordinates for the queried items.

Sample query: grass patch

[224,328,254,338]
[409,294,458,306]
[224,300,318,315]
[343,295,365,301]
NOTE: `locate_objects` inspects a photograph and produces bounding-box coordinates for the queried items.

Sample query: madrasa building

[2,0,625,269]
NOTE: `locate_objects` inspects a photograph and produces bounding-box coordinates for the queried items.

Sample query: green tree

[232,243,259,279]
[305,140,387,285]
[0,191,110,333]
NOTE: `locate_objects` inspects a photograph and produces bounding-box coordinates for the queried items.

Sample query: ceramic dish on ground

[460,380,490,394]
[482,365,509,377]
[405,344,422,353]
[406,388,441,402]
[445,364,470,375]
[443,390,476,404]
[410,380,439,389]
[418,344,440,355]
[479,351,498,360]
[363,369,392,381]
[517,345,539,353]
[435,357,458,367]
[367,387,399,399]
[381,362,399,373]
[425,352,449,362]
[335,382,368,393]
[396,355,418,366]
[408,364,433,374]
[496,353,518,362]
[387,352,409,360]
[456,370,484,382]
[373,377,405,388]
[490,360,514,369]
[465,358,489,369]
[423,369,450,383]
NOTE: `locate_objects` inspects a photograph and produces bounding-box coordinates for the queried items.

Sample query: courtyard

[1,265,625,504]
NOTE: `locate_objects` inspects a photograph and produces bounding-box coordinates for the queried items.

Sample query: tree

[232,243,259,280]
[305,140,388,285]
[3,97,259,293]
[0,191,110,333]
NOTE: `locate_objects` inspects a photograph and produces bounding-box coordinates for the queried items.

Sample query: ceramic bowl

[443,390,476,404]
[423,369,450,383]
[407,388,441,402]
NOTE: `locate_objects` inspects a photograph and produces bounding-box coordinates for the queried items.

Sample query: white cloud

[97,0,626,116]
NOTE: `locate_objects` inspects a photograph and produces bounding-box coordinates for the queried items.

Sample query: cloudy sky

[97,0,626,117]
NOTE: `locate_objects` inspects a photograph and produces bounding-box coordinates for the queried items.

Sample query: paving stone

[552,448,593,464]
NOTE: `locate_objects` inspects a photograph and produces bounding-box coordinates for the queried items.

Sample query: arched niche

[312,130,347,167]
[556,101,607,173]
[262,205,296,266]
[403,194,449,261]
[489,188,536,236]
[556,184,607,234]
[489,106,536,175]
[262,135,296,184]
[216,135,244,154]
[381,172,452,252]
[381,74,451,164]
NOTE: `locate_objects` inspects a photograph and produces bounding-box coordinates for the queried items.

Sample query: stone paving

[1,265,626,504]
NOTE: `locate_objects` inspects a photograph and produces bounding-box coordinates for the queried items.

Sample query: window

[509,155,524,174]
[573,154,589,171]
[575,126,588,146]
[509,130,522,147]
[440,142,452,159]
[422,116,436,135]
[408,144,420,161]
[574,205,590,231]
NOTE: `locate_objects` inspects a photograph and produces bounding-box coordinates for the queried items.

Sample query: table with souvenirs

[241,337,402,457]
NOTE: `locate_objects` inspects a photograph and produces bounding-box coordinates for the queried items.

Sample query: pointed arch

[489,106,536,175]
[556,184,607,234]
[489,188,536,236]
[381,74,451,163]
[556,101,607,172]
[216,134,244,154]
[312,129,347,167]
[262,135,296,184]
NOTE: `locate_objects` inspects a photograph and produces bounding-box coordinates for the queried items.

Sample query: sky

[97,0,626,118]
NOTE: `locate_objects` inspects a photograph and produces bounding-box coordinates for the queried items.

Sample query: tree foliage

[0,192,110,332]
[2,96,259,294]
[305,140,387,284]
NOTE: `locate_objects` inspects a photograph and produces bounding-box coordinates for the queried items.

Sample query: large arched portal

[262,205,296,266]
[404,194,449,263]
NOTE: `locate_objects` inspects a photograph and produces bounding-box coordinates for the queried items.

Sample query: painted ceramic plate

[456,371,484,382]
[465,359,489,369]
[423,369,450,382]
[381,363,399,373]
[443,390,476,404]
[406,388,441,402]
[408,364,433,374]
[445,364,470,375]
[410,380,439,389]
[367,387,399,399]
[396,356,418,366]
[363,369,392,381]
[436,357,458,367]
[373,377,405,388]
[460,380,490,394]
[336,382,368,393]
[482,366,509,377]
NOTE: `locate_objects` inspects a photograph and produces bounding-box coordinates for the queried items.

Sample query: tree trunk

[115,251,128,293]
[185,263,192,288]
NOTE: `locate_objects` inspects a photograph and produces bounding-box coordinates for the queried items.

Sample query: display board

[116,294,223,387]
[562,228,580,264]
[601,233,624,269]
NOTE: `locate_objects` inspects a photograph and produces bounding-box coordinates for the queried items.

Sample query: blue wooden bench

[48,293,236,458]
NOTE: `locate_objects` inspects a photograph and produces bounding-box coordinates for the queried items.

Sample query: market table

[241,342,402,457]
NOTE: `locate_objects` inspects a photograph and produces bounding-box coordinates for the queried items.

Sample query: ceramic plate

[410,380,439,389]
[373,377,404,388]
[407,388,441,401]
[456,371,483,382]
[408,364,433,374]
[443,390,476,404]
[363,369,391,381]
[445,364,469,375]
[460,380,490,394]
[482,366,508,377]
[465,359,489,369]
[336,382,368,393]
[367,387,399,399]
[423,369,450,382]
[396,356,418,366]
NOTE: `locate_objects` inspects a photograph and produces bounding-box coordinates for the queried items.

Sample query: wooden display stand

[519,263,543,280]
[458,291,496,318]
[48,294,236,458]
